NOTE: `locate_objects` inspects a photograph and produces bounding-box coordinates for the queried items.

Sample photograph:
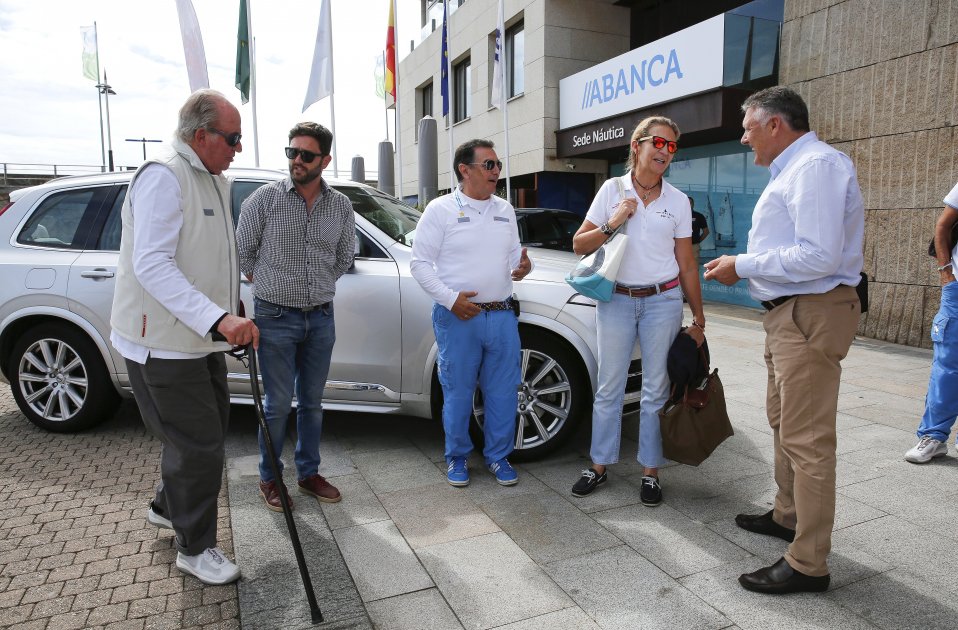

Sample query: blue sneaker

[447,457,469,487]
[488,458,518,486]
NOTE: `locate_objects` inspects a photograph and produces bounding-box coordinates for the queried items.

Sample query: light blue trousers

[590,289,683,468]
[432,304,521,465]
[917,281,958,442]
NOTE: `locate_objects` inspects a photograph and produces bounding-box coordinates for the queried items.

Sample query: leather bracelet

[690,321,705,330]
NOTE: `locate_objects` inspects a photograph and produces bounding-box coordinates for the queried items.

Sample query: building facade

[395,0,958,348]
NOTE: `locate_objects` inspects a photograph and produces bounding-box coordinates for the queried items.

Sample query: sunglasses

[468,159,503,171]
[207,127,242,147]
[638,135,678,154]
[285,147,323,163]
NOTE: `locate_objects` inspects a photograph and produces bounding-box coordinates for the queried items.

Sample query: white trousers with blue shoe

[432,304,521,465]
[589,289,684,468]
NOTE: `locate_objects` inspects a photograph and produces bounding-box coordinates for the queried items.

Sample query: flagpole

[382,52,389,139]
[502,93,511,204]
[392,0,404,201]
[93,22,106,171]
[444,0,455,191]
[245,0,260,166]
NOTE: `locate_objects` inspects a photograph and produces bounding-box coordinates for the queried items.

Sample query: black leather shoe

[735,510,795,542]
[739,557,830,594]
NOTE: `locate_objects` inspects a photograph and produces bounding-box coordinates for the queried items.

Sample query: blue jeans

[254,298,335,482]
[590,289,683,468]
[432,304,521,465]
[917,281,958,442]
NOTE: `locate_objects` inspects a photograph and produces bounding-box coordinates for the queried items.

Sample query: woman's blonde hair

[625,116,681,174]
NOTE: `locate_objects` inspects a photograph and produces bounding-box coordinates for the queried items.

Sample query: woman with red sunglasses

[569,116,705,506]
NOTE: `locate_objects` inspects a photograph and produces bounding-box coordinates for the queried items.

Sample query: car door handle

[80,269,115,279]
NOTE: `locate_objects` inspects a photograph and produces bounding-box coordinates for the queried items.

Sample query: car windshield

[337,187,420,246]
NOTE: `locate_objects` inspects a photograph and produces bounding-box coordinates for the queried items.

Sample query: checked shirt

[236,177,355,308]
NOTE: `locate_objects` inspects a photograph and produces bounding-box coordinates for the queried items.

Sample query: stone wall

[781,0,958,348]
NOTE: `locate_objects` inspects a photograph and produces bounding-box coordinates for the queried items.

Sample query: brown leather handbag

[658,342,734,466]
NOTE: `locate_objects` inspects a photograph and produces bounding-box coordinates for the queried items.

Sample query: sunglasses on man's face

[285,147,323,163]
[637,135,678,154]
[468,159,503,171]
[207,127,242,147]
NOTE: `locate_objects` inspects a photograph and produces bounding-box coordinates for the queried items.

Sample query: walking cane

[242,343,324,624]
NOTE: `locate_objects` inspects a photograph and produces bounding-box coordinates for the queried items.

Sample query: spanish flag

[384,0,397,109]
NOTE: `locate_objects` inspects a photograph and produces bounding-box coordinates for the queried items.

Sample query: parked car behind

[515,208,582,252]
[0,170,641,460]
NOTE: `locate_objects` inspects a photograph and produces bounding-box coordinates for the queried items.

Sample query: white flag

[490,0,506,109]
[303,0,333,111]
[81,26,98,82]
[174,0,210,92]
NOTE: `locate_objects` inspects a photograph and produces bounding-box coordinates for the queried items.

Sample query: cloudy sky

[0,0,423,177]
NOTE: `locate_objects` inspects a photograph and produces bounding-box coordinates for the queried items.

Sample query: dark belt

[760,295,796,311]
[475,298,514,312]
[614,277,680,298]
[274,302,330,312]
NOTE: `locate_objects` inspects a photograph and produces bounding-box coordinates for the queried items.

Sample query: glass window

[454,58,471,122]
[337,186,421,246]
[17,187,105,249]
[96,186,127,251]
[506,22,524,98]
[231,180,270,225]
[416,82,433,140]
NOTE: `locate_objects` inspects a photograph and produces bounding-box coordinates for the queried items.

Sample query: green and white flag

[81,25,98,82]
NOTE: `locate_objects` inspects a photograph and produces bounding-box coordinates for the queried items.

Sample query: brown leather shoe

[735,509,795,542]
[739,557,830,594]
[259,479,293,512]
[298,474,341,503]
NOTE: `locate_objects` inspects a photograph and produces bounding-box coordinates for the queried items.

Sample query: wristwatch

[600,222,616,235]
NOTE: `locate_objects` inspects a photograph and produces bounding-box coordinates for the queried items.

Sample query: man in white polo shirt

[411,139,531,487]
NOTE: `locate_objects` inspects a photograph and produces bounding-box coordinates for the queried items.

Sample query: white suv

[0,169,641,460]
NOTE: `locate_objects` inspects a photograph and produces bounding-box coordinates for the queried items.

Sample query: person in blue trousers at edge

[904,182,958,463]
[411,138,532,487]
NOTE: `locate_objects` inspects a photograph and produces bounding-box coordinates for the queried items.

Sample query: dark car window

[524,213,563,242]
[555,214,581,237]
[95,186,128,251]
[17,186,110,249]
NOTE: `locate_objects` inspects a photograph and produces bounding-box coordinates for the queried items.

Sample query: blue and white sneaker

[488,458,518,486]
[447,457,469,487]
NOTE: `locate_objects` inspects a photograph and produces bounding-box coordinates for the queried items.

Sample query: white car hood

[526,247,579,284]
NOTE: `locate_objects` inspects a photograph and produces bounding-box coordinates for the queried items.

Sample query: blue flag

[440,0,449,116]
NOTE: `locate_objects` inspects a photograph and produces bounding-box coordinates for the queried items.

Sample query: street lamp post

[124,138,162,162]
[96,70,117,172]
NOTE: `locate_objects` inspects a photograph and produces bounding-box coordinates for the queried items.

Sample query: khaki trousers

[763,285,859,576]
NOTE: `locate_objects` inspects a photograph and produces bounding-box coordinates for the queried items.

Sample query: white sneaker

[175,547,241,585]
[904,436,948,464]
[146,503,172,530]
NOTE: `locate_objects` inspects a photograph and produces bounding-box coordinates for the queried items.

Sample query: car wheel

[469,327,590,461]
[8,323,119,432]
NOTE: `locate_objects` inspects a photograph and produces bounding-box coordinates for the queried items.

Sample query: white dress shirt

[734,132,865,302]
[410,187,522,309]
[943,181,958,270]
[110,163,226,363]
[585,173,691,286]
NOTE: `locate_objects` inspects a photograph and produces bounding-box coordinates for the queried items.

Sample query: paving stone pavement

[3,302,958,629]
[0,394,240,630]
[226,304,958,630]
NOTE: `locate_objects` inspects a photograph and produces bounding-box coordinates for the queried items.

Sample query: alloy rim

[473,347,572,451]
[17,338,88,421]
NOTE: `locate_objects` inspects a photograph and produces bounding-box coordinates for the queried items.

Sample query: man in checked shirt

[236,122,355,511]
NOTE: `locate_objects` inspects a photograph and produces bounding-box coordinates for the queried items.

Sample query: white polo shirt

[585,173,691,287]
[410,187,522,309]
[943,181,958,271]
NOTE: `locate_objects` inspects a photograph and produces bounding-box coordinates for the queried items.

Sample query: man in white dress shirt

[411,139,531,487]
[110,89,258,585]
[704,86,864,594]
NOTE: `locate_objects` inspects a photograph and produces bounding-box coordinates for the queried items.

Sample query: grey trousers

[127,353,230,556]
